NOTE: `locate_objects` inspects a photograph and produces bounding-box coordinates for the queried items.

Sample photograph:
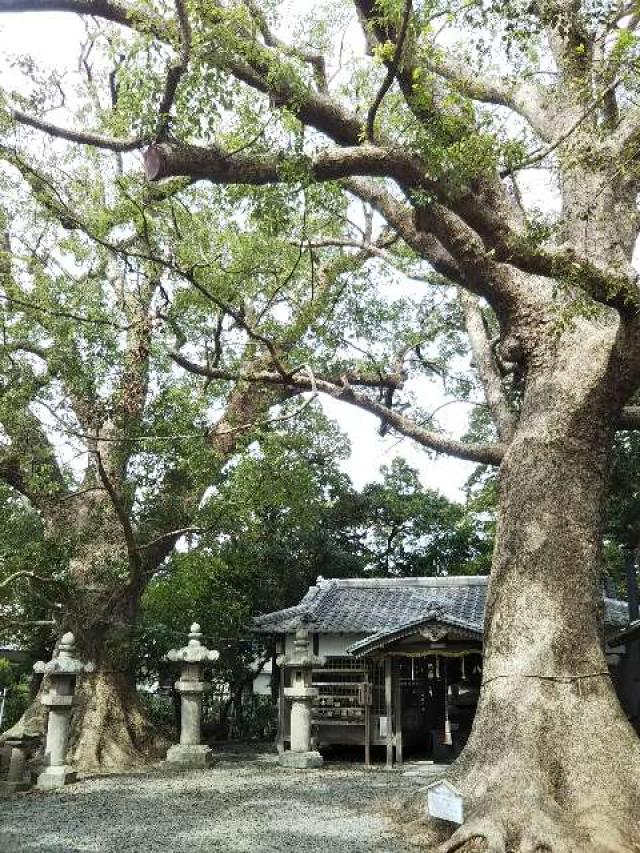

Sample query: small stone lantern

[33,632,94,790]
[0,734,41,794]
[278,628,324,768]
[165,623,219,768]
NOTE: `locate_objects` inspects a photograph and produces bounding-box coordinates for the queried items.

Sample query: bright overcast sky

[0,8,480,501]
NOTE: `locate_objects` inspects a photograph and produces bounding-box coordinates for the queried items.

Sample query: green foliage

[140,441,491,705]
[0,658,14,690]
[139,409,358,685]
[136,690,176,739]
[338,458,492,577]
[0,668,31,732]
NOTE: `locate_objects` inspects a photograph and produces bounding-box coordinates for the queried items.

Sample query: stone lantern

[0,734,41,794]
[165,623,219,768]
[33,632,94,790]
[278,628,324,768]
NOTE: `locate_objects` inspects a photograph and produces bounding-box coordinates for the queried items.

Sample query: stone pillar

[165,623,219,769]
[0,735,40,795]
[33,633,94,790]
[278,629,324,769]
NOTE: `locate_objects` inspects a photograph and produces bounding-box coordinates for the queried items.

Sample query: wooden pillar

[276,652,286,755]
[443,657,452,747]
[270,638,280,705]
[394,659,403,766]
[364,665,371,768]
[385,655,393,769]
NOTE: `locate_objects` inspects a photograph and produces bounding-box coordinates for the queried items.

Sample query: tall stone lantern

[34,632,94,790]
[278,628,324,768]
[165,623,219,768]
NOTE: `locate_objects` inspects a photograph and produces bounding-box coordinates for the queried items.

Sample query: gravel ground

[0,747,432,853]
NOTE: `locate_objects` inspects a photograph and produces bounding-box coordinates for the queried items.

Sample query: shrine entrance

[343,616,484,767]
[395,653,483,765]
[278,619,485,768]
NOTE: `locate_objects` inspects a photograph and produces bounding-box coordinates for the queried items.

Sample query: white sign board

[425,780,464,825]
[379,716,388,737]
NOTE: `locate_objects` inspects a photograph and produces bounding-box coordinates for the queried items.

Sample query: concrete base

[166,744,214,769]
[0,779,31,796]
[278,750,323,769]
[37,765,77,790]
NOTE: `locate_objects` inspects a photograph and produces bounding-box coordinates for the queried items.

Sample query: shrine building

[250,575,634,767]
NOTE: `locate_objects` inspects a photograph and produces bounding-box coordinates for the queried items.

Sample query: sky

[0,7,480,502]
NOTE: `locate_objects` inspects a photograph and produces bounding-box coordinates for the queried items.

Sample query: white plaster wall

[252,633,370,695]
[283,632,367,656]
[252,673,272,696]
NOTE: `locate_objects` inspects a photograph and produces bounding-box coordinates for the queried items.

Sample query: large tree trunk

[401,321,640,852]
[3,582,167,772]
[70,667,165,771]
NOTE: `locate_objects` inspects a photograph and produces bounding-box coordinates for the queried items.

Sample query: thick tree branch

[343,178,463,280]
[242,0,328,92]
[353,0,552,144]
[155,0,191,141]
[461,291,517,442]
[8,105,143,151]
[366,0,412,141]
[170,349,404,392]
[502,79,621,177]
[0,0,168,40]
[5,0,637,318]
[145,142,638,316]
[137,527,207,552]
[420,55,554,142]
[169,350,505,466]
[142,140,419,185]
[0,570,53,589]
[343,177,521,317]
[93,449,140,568]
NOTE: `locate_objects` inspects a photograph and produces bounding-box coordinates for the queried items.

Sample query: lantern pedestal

[0,735,40,794]
[278,629,324,770]
[278,749,323,769]
[166,744,214,768]
[37,765,77,790]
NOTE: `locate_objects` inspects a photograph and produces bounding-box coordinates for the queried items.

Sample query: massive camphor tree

[0,181,286,767]
[1,0,640,850]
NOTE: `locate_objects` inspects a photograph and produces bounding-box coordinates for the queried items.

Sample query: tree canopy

[1,0,640,849]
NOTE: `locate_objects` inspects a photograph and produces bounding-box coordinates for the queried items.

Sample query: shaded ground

[0,745,435,853]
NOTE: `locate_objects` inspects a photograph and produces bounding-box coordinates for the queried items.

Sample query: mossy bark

[399,322,640,852]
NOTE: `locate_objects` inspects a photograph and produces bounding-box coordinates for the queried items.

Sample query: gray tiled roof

[250,576,629,638]
[609,618,640,645]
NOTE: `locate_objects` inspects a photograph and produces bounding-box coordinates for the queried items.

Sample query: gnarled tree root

[390,746,640,853]
[393,794,640,853]
[437,801,591,853]
[438,806,640,853]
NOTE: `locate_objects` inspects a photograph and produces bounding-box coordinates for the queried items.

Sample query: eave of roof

[0,646,29,663]
[347,610,483,658]
[608,618,640,646]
